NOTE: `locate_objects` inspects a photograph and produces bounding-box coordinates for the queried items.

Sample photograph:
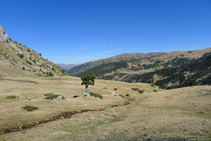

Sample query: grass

[1,76,211,140]
[44,93,65,100]
[22,105,38,111]
[200,92,211,96]
[6,95,17,99]
[90,92,103,100]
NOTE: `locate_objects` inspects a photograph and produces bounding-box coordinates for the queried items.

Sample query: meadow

[0,76,211,140]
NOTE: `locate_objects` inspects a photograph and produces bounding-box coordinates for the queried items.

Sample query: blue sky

[0,0,211,64]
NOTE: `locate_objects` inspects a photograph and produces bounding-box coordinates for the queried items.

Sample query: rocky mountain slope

[75,48,211,89]
[0,25,69,77]
[68,52,167,75]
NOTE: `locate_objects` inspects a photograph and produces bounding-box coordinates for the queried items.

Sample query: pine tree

[81,72,96,93]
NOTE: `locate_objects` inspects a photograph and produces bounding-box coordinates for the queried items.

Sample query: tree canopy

[81,72,96,93]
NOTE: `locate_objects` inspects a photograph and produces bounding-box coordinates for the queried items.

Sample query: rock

[0,25,8,42]
[82,93,90,96]
[57,95,63,100]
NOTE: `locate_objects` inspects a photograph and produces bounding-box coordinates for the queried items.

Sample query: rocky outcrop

[0,25,8,42]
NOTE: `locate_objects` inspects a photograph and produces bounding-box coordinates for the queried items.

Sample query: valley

[0,76,211,140]
[0,24,211,140]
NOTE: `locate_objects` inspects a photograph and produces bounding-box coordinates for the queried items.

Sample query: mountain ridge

[75,47,211,89]
[0,25,69,77]
[68,52,167,75]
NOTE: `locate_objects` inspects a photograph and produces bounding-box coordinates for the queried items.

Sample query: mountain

[68,52,167,75]
[0,25,69,77]
[75,48,211,89]
[56,63,79,71]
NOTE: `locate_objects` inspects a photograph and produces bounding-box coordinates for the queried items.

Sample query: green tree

[81,72,96,93]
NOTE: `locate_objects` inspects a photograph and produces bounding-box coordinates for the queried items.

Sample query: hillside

[68,52,167,75]
[76,48,211,89]
[0,25,69,77]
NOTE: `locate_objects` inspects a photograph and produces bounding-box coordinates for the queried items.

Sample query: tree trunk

[85,84,88,93]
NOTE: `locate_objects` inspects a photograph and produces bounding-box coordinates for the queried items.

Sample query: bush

[126,94,130,97]
[153,89,158,92]
[22,67,25,70]
[6,95,17,99]
[26,60,32,65]
[22,105,38,111]
[114,88,117,90]
[118,95,124,98]
[17,54,24,59]
[90,92,103,99]
[45,72,54,77]
[44,93,65,100]
[103,87,107,89]
[151,84,155,88]
[131,88,144,94]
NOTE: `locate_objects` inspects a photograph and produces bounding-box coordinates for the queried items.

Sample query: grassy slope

[0,41,69,77]
[0,76,211,140]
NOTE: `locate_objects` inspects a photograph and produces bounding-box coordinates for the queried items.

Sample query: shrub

[103,87,107,89]
[151,84,155,88]
[6,95,17,99]
[153,89,158,92]
[17,54,24,59]
[114,88,117,90]
[22,67,25,70]
[126,94,130,97]
[118,95,124,98]
[90,92,103,99]
[22,105,38,111]
[26,60,32,65]
[45,72,54,77]
[44,93,65,100]
[131,88,144,94]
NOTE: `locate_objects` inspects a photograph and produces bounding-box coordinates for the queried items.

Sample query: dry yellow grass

[0,76,211,140]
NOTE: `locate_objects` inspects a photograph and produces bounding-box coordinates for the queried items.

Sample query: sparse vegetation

[114,88,117,90]
[126,94,130,97]
[153,89,158,92]
[118,95,124,98]
[103,87,107,89]
[131,88,145,94]
[44,93,65,100]
[26,60,32,65]
[17,54,24,59]
[200,92,211,96]
[6,95,17,99]
[45,72,54,77]
[89,92,103,99]
[22,105,38,112]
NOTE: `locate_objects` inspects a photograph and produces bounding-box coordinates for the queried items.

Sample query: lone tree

[81,72,96,93]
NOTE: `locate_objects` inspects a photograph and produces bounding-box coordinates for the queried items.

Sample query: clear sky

[0,0,211,64]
